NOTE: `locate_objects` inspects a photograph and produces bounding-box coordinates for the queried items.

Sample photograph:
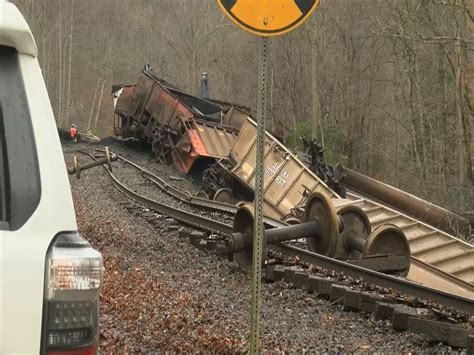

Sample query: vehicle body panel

[0,4,77,352]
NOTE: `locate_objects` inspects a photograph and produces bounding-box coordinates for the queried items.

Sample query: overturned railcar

[112,69,249,173]
[202,118,342,220]
[112,68,473,299]
[202,119,474,299]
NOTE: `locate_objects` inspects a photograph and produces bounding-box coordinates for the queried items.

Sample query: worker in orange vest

[69,123,78,143]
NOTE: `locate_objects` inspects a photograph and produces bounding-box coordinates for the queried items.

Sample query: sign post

[250,36,267,354]
[216,1,320,352]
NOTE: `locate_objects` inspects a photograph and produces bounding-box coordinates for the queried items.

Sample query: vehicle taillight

[42,232,103,355]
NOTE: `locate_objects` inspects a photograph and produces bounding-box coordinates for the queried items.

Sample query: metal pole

[250,36,267,354]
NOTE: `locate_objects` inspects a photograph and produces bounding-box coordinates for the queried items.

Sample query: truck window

[0,46,40,231]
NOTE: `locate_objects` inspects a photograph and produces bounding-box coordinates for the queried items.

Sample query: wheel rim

[304,192,339,257]
[233,203,267,272]
[213,188,233,204]
[364,224,411,276]
[338,204,371,252]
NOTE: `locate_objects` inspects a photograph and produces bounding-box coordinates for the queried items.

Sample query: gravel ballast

[64,143,453,352]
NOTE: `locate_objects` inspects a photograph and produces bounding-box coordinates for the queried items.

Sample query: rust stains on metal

[113,68,247,173]
[112,66,473,301]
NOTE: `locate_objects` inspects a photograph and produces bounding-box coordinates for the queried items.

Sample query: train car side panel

[229,118,338,218]
[173,121,237,174]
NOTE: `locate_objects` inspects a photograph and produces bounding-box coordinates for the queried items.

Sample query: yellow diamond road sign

[217,0,320,37]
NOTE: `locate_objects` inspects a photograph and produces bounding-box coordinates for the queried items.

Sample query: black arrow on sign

[221,0,316,19]
[294,0,316,15]
[221,0,237,11]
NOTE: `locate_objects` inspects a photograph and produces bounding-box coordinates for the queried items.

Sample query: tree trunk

[310,25,321,142]
[93,79,107,132]
[65,0,74,128]
[454,40,473,184]
[270,68,274,133]
[58,0,63,125]
[87,79,100,132]
[41,0,46,82]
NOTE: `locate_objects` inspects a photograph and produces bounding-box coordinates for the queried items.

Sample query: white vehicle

[0,2,103,354]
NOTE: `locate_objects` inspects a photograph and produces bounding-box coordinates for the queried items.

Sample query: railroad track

[94,148,287,229]
[77,150,233,236]
[103,150,474,301]
[71,149,473,314]
[343,192,474,298]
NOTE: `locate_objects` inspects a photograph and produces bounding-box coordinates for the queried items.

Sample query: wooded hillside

[13,0,473,216]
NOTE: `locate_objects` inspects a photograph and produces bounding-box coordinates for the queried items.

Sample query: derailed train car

[200,119,411,264]
[202,119,474,298]
[113,68,249,173]
[202,119,340,218]
[112,68,473,298]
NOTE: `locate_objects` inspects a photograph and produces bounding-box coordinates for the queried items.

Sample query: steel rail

[77,150,233,236]
[94,149,287,229]
[269,244,473,313]
[107,169,233,235]
[73,150,473,313]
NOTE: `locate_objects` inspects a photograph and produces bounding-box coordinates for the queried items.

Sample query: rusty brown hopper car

[203,118,474,299]
[112,69,249,173]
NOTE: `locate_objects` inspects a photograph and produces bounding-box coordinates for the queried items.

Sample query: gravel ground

[64,142,457,353]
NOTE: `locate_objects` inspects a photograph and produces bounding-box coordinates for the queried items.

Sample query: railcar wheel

[213,188,233,204]
[364,224,411,276]
[304,192,339,257]
[338,204,372,253]
[195,191,209,199]
[232,203,267,272]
